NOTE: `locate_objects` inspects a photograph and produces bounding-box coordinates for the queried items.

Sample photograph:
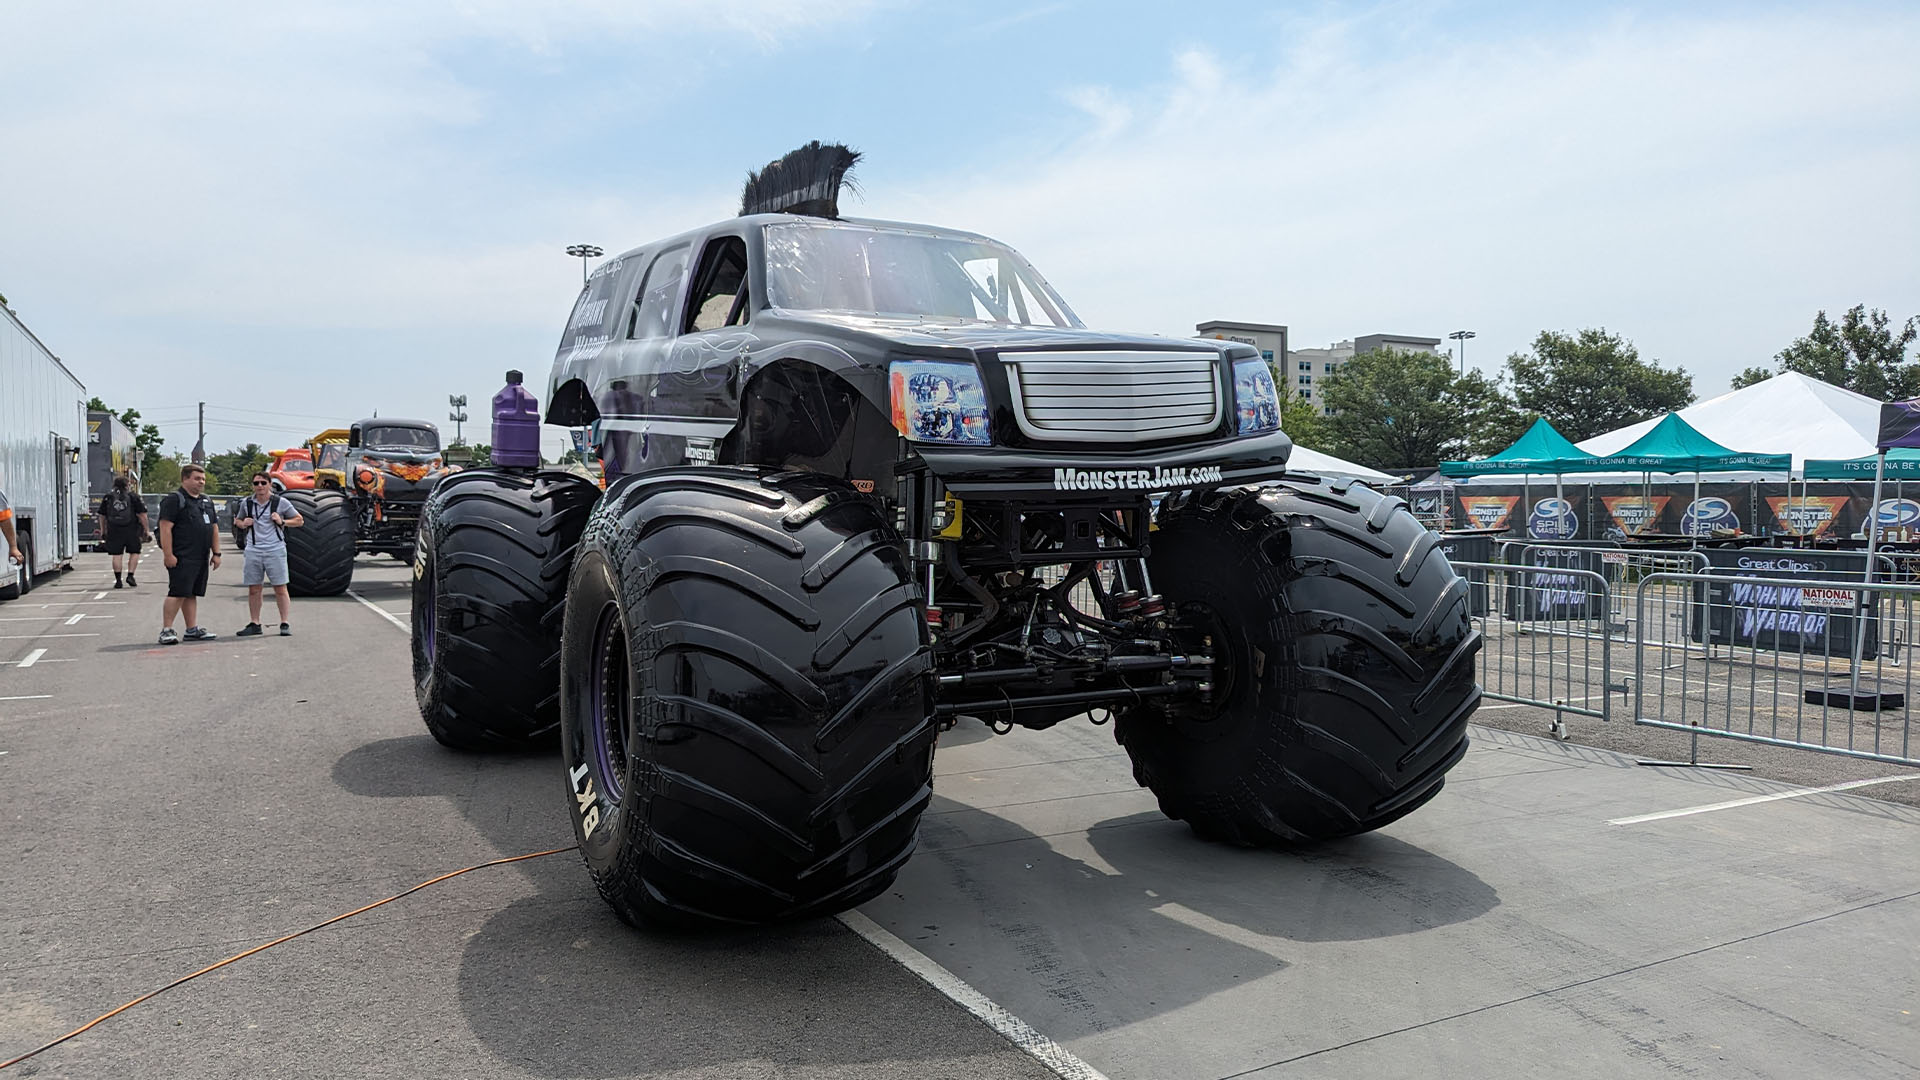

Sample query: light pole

[448,394,468,444]
[1448,330,1477,377]
[565,244,604,285]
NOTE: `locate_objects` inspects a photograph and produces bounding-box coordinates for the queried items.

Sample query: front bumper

[912,429,1293,501]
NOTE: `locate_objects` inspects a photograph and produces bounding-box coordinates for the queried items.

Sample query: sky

[2,0,1916,461]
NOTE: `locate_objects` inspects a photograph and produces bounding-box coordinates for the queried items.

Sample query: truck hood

[781,313,1235,356]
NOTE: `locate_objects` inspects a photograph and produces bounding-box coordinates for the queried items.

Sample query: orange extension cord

[0,846,578,1070]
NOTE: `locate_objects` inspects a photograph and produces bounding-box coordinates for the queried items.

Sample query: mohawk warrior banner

[1599,494,1671,537]
[1765,496,1851,539]
[1458,494,1520,531]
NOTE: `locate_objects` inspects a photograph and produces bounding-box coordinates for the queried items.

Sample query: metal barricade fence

[1452,560,1614,738]
[1510,544,1710,640]
[1633,572,1919,766]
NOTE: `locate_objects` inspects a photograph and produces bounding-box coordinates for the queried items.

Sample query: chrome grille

[1002,351,1223,443]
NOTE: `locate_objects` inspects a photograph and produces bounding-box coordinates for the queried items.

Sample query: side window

[684,236,750,333]
[628,243,691,340]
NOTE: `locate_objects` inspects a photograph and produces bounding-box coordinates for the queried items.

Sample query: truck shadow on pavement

[332,734,1500,1074]
[335,735,1054,1077]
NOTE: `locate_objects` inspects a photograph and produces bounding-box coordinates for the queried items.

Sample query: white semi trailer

[0,302,86,600]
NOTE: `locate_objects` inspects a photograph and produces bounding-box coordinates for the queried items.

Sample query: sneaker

[236,623,264,637]
[183,626,217,641]
[279,623,292,637]
[158,628,180,645]
[127,575,137,587]
[114,578,124,589]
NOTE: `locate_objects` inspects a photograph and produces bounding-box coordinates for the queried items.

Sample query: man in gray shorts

[234,471,303,636]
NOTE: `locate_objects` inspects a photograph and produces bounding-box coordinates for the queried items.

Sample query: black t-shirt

[160,489,216,558]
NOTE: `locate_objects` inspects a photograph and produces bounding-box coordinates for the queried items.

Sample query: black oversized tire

[283,490,355,596]
[1116,478,1481,844]
[413,469,599,751]
[560,467,935,929]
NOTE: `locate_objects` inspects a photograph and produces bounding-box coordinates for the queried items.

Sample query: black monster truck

[286,418,451,596]
[411,144,1481,928]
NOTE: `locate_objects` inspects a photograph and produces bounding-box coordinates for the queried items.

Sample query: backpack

[104,491,136,527]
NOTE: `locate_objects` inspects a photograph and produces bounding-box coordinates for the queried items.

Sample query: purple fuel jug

[491,370,541,469]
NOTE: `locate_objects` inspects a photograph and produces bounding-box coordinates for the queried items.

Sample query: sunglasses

[252,480,272,486]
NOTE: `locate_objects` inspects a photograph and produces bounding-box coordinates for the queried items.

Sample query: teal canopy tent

[1439,418,1595,540]
[1578,412,1790,541]
[1438,418,1595,477]
[1803,447,1920,479]
[1577,412,1791,474]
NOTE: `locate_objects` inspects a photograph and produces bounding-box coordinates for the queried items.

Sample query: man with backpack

[101,474,148,589]
[233,470,303,637]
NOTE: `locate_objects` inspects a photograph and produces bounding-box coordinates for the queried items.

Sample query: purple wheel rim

[421,570,437,656]
[588,603,629,803]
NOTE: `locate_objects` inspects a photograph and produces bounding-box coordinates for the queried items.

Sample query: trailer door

[52,434,75,562]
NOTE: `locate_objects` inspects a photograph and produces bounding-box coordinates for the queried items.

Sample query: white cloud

[881,9,1920,390]
[2,2,1915,462]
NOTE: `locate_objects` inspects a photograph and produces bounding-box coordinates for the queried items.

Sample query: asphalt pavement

[2,554,1917,1079]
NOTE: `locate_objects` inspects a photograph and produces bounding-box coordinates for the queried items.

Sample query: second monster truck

[412,143,1481,929]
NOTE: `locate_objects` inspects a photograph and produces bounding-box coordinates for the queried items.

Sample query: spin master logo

[1052,465,1224,491]
[1527,497,1578,540]
[1682,496,1740,535]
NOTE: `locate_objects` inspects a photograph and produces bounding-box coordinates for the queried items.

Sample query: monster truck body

[412,144,1480,928]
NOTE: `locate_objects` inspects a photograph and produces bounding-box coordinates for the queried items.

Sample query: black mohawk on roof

[740,141,861,218]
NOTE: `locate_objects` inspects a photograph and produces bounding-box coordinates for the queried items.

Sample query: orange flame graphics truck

[281,419,452,596]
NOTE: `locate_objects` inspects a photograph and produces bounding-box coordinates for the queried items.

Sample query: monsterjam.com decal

[1052,465,1224,491]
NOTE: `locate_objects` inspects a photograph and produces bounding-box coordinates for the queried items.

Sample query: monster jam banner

[1524,494,1584,540]
[1503,544,1608,623]
[1691,548,1880,659]
[1457,494,1520,532]
[1877,399,1920,449]
[1435,533,1494,616]
[1764,494,1854,539]
[1595,490,1673,538]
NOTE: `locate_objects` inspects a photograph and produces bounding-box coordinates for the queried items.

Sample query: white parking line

[1609,772,1920,825]
[348,590,410,634]
[93,591,107,600]
[0,695,53,702]
[0,634,99,640]
[837,910,1107,1080]
[64,613,85,625]
[18,649,45,668]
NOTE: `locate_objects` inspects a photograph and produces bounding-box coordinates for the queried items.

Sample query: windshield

[763,221,1081,328]
[317,445,347,471]
[282,459,312,473]
[363,426,438,452]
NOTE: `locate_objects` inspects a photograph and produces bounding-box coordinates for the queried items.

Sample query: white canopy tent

[1460,372,1881,484]
[1287,444,1401,485]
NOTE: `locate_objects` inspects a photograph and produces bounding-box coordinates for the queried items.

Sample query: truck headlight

[1233,359,1281,435]
[889,361,992,446]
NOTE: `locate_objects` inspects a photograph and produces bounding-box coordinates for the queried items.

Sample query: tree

[1506,329,1693,443]
[1731,305,1920,397]
[206,443,272,496]
[1318,348,1520,470]
[85,396,167,478]
[145,453,184,494]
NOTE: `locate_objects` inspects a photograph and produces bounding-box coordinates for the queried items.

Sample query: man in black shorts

[156,463,223,645]
[100,474,149,589]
